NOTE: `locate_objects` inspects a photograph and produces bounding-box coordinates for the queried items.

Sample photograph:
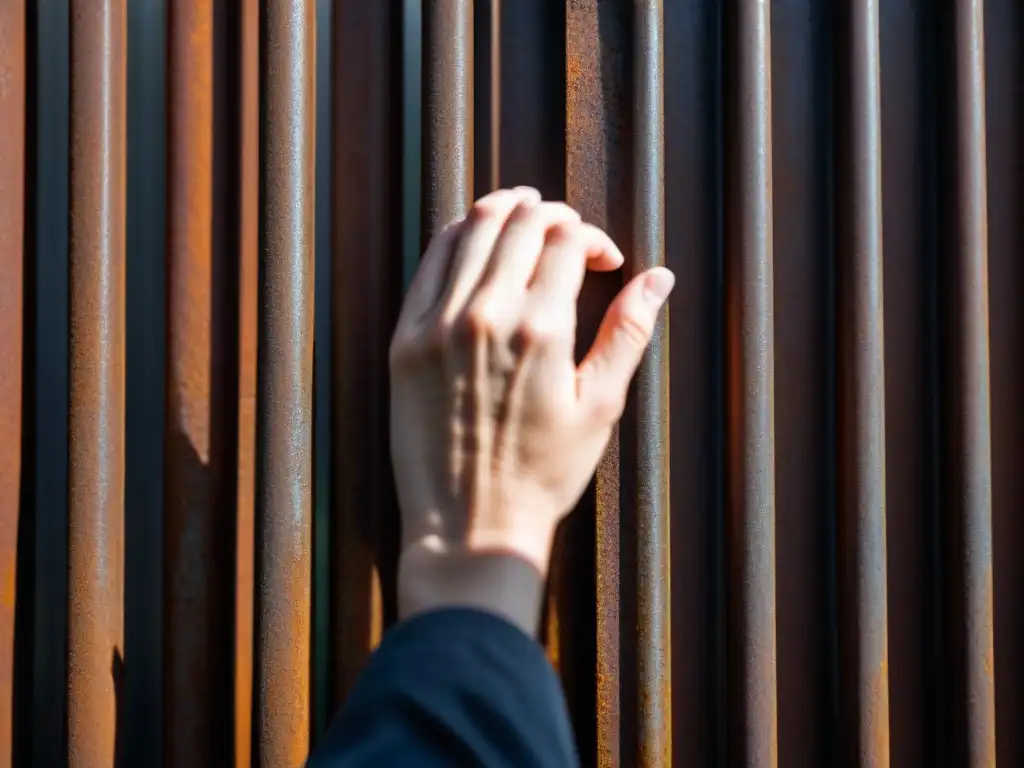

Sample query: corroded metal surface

[67,1,127,764]
[0,1,24,761]
[422,0,472,239]
[254,0,315,765]
[723,1,778,766]
[235,1,259,765]
[163,0,238,762]
[943,2,997,765]
[566,1,628,763]
[631,2,671,765]
[834,1,891,764]
[328,0,402,709]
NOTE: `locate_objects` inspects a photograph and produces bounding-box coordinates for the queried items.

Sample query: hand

[390,187,674,630]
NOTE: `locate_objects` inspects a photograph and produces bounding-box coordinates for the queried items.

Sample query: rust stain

[0,0,24,762]
[234,1,258,766]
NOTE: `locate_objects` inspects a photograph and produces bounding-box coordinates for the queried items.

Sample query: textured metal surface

[565,1,627,763]
[67,1,127,765]
[163,0,238,761]
[235,1,259,765]
[723,1,778,766]
[328,0,401,710]
[631,2,670,765]
[422,0,472,239]
[5,1,1024,765]
[833,2,891,765]
[254,0,315,765]
[942,2,997,765]
[0,2,25,761]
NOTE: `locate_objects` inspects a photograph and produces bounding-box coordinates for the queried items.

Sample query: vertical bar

[565,1,630,762]
[422,0,472,241]
[723,1,777,766]
[255,1,315,765]
[0,1,25,760]
[945,2,996,765]
[329,0,401,710]
[235,0,259,765]
[67,1,127,765]
[163,0,238,762]
[834,1,891,764]
[632,1,670,765]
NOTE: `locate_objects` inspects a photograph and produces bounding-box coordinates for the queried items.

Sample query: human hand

[390,187,674,630]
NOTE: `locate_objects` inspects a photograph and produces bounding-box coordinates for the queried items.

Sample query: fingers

[528,222,624,306]
[576,267,675,422]
[476,202,583,300]
[438,186,541,323]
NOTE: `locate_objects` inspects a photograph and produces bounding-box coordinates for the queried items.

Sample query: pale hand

[390,187,674,628]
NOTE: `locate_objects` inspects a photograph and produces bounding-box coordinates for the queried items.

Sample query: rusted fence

[2,0,1022,766]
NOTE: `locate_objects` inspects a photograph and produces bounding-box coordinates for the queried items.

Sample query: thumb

[577,267,674,422]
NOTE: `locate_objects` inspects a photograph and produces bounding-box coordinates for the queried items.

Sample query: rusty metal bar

[422,0,472,240]
[632,1,670,765]
[833,1,891,764]
[328,0,402,710]
[944,2,996,765]
[0,1,25,760]
[723,0,777,765]
[235,1,259,765]
[565,1,629,763]
[163,0,238,762]
[254,0,315,765]
[67,1,127,764]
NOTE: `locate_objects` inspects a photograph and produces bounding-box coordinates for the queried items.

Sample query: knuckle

[615,307,654,349]
[546,220,581,246]
[461,297,501,340]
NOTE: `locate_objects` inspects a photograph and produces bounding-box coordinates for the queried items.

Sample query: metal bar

[329,0,401,710]
[632,1,670,765]
[723,0,777,765]
[945,2,996,765]
[67,1,127,764]
[163,0,237,762]
[254,1,315,765]
[0,1,25,760]
[235,1,259,765]
[833,1,890,764]
[565,1,630,762]
[422,0,472,241]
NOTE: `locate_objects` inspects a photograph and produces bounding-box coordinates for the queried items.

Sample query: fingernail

[642,268,675,305]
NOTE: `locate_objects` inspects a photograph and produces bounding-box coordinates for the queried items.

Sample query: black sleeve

[306,608,579,767]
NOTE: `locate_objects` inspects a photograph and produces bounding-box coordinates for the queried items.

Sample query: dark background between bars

[1,0,1022,766]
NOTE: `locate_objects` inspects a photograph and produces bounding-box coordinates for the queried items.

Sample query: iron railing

[2,1,1022,766]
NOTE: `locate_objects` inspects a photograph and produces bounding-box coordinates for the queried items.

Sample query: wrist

[397,540,550,638]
